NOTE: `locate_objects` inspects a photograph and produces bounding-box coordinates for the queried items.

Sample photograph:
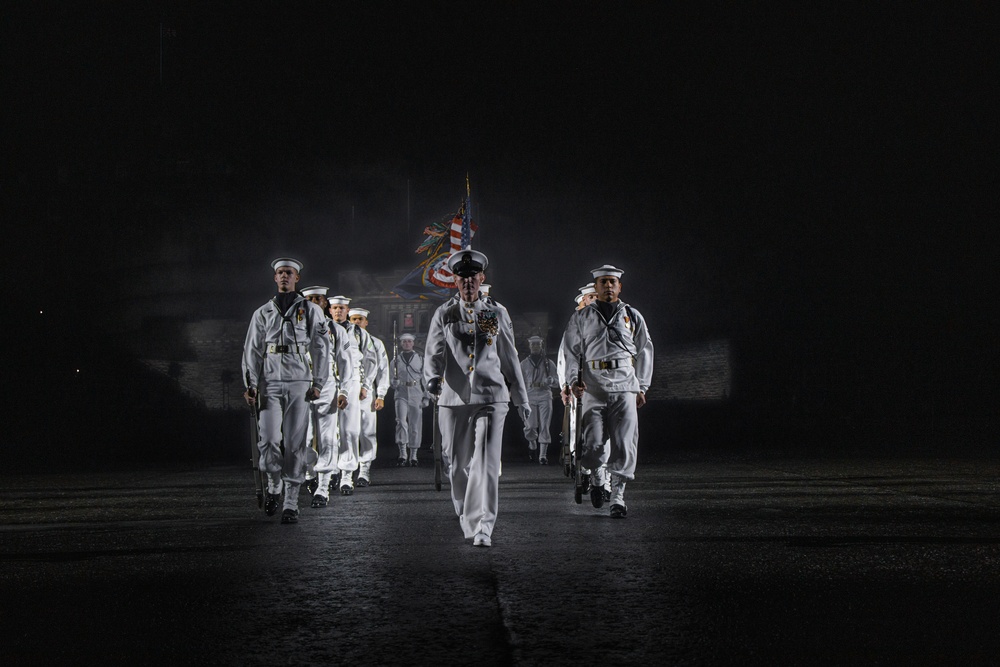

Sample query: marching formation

[242,253,654,544]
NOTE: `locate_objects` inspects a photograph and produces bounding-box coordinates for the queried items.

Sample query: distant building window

[418,311,429,332]
[404,313,414,330]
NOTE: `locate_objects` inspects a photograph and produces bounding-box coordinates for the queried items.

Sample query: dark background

[3,2,997,468]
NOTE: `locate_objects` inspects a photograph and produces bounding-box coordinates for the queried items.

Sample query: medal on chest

[297,308,305,323]
[478,310,498,345]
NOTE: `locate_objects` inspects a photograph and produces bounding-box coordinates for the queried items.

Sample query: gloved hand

[518,405,531,423]
[427,377,443,397]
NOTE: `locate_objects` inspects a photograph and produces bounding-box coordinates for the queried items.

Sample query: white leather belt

[588,358,631,370]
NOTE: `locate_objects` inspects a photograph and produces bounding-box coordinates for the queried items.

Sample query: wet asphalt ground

[3,455,1000,665]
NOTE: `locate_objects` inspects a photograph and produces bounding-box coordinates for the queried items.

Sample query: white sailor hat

[527,335,544,345]
[399,333,416,342]
[271,257,303,273]
[480,283,492,295]
[328,295,351,305]
[446,249,489,277]
[348,307,370,318]
[590,264,623,279]
[574,293,586,305]
[301,285,328,296]
[579,283,597,295]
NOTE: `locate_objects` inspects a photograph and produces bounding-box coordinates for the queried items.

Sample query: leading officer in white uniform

[424,250,531,547]
[243,258,331,524]
[563,265,653,518]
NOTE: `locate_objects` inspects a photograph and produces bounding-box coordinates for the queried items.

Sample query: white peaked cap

[328,295,351,305]
[590,264,623,279]
[301,286,328,296]
[574,293,586,305]
[446,249,489,276]
[271,257,303,272]
[348,308,370,318]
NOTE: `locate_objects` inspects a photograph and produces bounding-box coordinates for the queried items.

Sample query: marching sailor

[563,265,653,518]
[327,295,373,495]
[519,335,560,464]
[242,258,331,524]
[349,307,389,486]
[425,250,530,547]
[301,285,353,508]
[390,333,427,466]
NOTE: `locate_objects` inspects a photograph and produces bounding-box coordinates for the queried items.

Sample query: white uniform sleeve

[562,311,584,385]
[424,305,447,384]
[497,306,530,408]
[374,338,390,399]
[242,307,266,389]
[331,323,354,395]
[631,309,654,393]
[307,302,331,390]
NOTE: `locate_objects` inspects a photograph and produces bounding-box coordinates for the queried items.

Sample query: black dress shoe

[340,485,353,496]
[610,504,627,519]
[357,477,370,488]
[602,488,611,502]
[590,485,605,509]
[306,478,319,495]
[396,457,408,467]
[281,509,299,524]
[409,459,419,467]
[264,492,280,516]
[539,457,548,465]
[311,494,328,508]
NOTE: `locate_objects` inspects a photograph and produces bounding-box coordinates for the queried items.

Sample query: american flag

[428,200,478,288]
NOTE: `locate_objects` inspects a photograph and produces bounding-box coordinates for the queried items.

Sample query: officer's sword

[246,370,265,509]
[573,357,585,504]
[432,398,443,492]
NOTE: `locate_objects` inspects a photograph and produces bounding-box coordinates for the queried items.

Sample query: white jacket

[242,295,331,389]
[562,300,653,394]
[424,294,529,408]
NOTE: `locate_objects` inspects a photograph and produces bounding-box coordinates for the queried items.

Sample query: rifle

[246,370,265,509]
[432,399,443,491]
[392,321,398,385]
[573,356,585,504]
[560,394,573,478]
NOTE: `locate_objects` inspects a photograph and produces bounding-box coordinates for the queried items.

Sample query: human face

[581,292,598,308]
[457,272,484,303]
[329,304,349,322]
[529,342,543,355]
[349,315,369,329]
[595,276,621,303]
[274,267,300,293]
[306,294,328,311]
[400,338,414,351]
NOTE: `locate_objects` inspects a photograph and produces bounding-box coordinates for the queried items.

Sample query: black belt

[588,358,631,370]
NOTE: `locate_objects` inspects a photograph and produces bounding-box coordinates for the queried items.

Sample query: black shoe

[281,509,299,524]
[340,485,353,496]
[330,473,340,493]
[357,477,370,488]
[580,477,592,494]
[610,504,627,519]
[264,492,280,516]
[590,485,605,509]
[602,488,611,502]
[539,457,548,465]
[311,494,328,508]
[306,478,319,495]
[409,459,419,467]
[396,457,408,467]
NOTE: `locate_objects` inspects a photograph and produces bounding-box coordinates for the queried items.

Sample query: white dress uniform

[390,345,426,464]
[425,253,530,546]
[335,318,372,491]
[563,279,653,514]
[242,292,331,512]
[308,319,353,497]
[519,351,560,462]
[358,333,389,480]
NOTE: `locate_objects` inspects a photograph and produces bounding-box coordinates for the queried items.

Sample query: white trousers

[579,391,638,481]
[305,381,341,474]
[359,395,380,464]
[521,395,554,445]
[257,380,312,485]
[335,379,362,473]
[394,397,424,449]
[439,402,509,539]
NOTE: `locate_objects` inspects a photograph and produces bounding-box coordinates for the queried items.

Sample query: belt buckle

[599,361,610,370]
[275,344,289,353]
